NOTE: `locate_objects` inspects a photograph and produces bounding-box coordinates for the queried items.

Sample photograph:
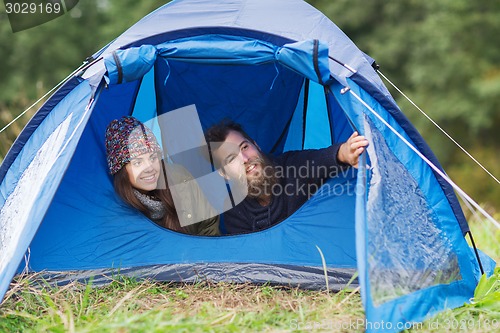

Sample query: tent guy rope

[377,69,500,186]
[0,64,86,135]
[347,88,500,230]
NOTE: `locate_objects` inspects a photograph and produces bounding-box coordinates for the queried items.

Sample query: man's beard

[246,155,278,199]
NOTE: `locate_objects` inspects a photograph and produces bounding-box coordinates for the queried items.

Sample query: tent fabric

[104,37,331,86]
[335,78,482,324]
[0,78,83,182]
[104,45,157,85]
[0,1,495,332]
[0,80,95,295]
[93,0,385,92]
[38,264,357,291]
[92,0,469,234]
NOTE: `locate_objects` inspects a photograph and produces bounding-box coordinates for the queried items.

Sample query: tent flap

[276,39,330,84]
[104,35,331,84]
[104,45,157,84]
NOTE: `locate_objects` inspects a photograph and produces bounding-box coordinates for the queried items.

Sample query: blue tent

[0,0,495,331]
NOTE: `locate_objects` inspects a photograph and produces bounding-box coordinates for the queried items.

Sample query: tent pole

[324,86,334,145]
[466,231,485,276]
[302,79,310,150]
[328,56,357,74]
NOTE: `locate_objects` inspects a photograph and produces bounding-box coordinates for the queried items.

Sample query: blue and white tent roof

[88,0,386,95]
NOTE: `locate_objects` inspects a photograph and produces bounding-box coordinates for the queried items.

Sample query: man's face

[213,130,264,184]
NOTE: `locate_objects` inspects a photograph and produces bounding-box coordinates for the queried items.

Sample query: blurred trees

[0,0,163,103]
[0,0,164,155]
[0,0,498,207]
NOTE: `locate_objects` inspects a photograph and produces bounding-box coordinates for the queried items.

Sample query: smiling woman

[125,152,162,192]
[104,116,220,236]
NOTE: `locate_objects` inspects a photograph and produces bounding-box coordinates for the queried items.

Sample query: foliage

[0,218,497,332]
[419,268,500,333]
[0,0,165,103]
[473,268,500,304]
[467,214,500,263]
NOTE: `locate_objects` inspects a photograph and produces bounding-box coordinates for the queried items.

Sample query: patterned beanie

[105,116,162,174]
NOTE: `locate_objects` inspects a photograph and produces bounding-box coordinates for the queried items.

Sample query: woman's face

[125,152,161,192]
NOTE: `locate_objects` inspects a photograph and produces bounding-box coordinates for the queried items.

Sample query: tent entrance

[105,35,339,158]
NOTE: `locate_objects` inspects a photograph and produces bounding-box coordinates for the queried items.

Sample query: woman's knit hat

[105,116,162,174]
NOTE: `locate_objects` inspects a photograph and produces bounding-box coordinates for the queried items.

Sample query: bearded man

[205,120,368,235]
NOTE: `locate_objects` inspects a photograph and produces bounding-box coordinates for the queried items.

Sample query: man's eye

[241,144,248,150]
[226,155,236,164]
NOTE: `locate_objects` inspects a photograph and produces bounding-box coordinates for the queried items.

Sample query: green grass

[0,278,365,333]
[468,216,500,263]
[0,219,498,333]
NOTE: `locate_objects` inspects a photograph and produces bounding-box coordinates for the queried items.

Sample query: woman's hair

[105,116,184,232]
[113,160,184,232]
[105,116,162,175]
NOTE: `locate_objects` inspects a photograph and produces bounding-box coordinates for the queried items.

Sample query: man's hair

[204,119,255,168]
[205,119,254,145]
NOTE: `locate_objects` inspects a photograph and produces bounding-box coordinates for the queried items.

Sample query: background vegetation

[1,0,499,208]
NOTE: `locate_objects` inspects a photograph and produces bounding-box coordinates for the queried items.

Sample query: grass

[0,278,365,332]
[0,219,498,333]
[467,215,500,263]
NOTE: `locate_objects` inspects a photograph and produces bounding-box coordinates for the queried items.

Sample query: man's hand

[337,131,369,168]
